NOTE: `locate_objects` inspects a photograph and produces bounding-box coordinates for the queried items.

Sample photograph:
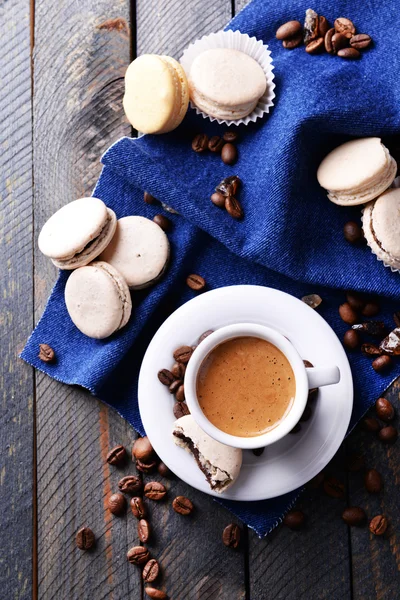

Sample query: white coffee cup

[184,323,340,449]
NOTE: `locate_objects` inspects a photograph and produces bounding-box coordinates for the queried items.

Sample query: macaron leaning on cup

[38,197,117,269]
[362,187,400,271]
[123,54,189,134]
[65,261,132,339]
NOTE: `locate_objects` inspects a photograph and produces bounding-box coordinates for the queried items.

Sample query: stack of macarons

[39,198,170,339]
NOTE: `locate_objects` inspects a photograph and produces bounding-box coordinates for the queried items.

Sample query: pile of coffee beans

[192,130,239,165]
[277,9,372,59]
[211,175,244,220]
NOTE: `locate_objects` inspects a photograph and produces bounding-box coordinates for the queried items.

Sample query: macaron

[188,48,267,120]
[99,216,170,289]
[172,414,242,493]
[317,138,397,206]
[123,54,189,134]
[362,187,400,271]
[38,197,117,269]
[64,261,132,339]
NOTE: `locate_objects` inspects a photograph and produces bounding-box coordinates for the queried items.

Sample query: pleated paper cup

[362,202,400,274]
[180,30,275,127]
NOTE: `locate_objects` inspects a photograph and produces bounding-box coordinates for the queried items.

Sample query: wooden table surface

[2,0,400,598]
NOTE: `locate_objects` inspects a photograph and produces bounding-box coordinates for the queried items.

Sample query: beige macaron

[38,197,117,269]
[99,216,170,289]
[362,187,400,271]
[317,138,397,206]
[65,261,132,339]
[123,54,189,134]
[188,48,267,120]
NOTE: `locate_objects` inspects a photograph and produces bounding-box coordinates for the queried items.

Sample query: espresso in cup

[196,336,295,437]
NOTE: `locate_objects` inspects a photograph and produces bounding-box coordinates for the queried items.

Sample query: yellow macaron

[123,54,189,134]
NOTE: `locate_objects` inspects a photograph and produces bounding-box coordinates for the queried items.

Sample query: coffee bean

[216,175,241,197]
[276,20,302,40]
[361,343,382,357]
[118,475,143,495]
[153,214,171,231]
[106,444,127,466]
[300,405,312,422]
[211,192,226,208]
[199,329,214,344]
[353,321,385,336]
[173,401,190,419]
[338,47,360,59]
[283,33,303,49]
[108,492,126,516]
[342,506,366,526]
[169,379,182,394]
[175,384,185,402]
[132,437,155,462]
[136,459,158,474]
[172,495,194,515]
[305,37,325,54]
[138,519,150,543]
[283,510,305,530]
[363,417,381,432]
[375,398,395,422]
[221,143,238,165]
[222,523,241,548]
[208,136,224,153]
[131,496,146,519]
[158,369,175,386]
[364,468,383,493]
[369,515,388,536]
[324,28,335,53]
[362,302,379,317]
[173,345,193,364]
[334,17,356,38]
[38,343,55,363]
[378,425,398,443]
[191,133,208,152]
[252,447,265,456]
[372,355,392,373]
[346,291,366,311]
[127,545,150,566]
[289,423,301,434]
[346,453,365,472]
[350,33,372,49]
[144,191,158,205]
[186,274,206,291]
[157,461,171,477]
[145,588,168,600]
[144,481,167,501]
[339,303,358,325]
[332,32,349,52]
[318,15,329,37]
[223,131,239,143]
[76,526,95,550]
[343,329,360,350]
[324,477,345,498]
[143,559,160,583]
[171,362,185,379]
[343,221,363,244]
[225,196,244,220]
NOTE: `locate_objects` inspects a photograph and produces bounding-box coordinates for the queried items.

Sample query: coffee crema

[196,336,295,437]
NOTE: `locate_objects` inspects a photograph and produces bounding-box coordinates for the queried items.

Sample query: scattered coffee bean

[305,37,325,54]
[199,330,214,344]
[133,437,155,462]
[332,32,349,52]
[225,196,244,220]
[276,20,302,40]
[324,28,335,53]
[75,526,95,550]
[38,343,55,363]
[363,417,381,432]
[339,302,358,325]
[334,17,355,38]
[108,492,126,516]
[379,328,400,355]
[300,405,312,422]
[192,133,208,152]
[361,343,382,357]
[173,345,193,364]
[138,519,150,543]
[338,47,360,59]
[378,425,398,443]
[362,302,379,317]
[131,496,146,519]
[208,136,224,153]
[169,379,182,395]
[283,510,305,530]
[303,8,319,45]
[369,515,388,536]
[144,588,167,600]
[346,291,366,311]
[302,294,322,309]
[173,401,190,419]
[144,481,167,501]
[144,191,158,205]
[222,523,241,548]
[346,453,364,472]
[153,214,171,231]
[106,444,127,466]
[171,362,185,379]
[364,468,383,493]
[318,15,329,37]
[221,143,238,165]
[172,495,194,515]
[289,423,301,434]
[157,461,171,477]
[127,545,150,566]
[186,274,206,291]
[252,447,265,456]
[211,192,226,208]
[118,475,143,495]
[324,477,345,498]
[375,398,395,422]
[175,384,185,403]
[343,221,363,244]
[283,33,303,49]
[223,131,239,143]
[350,33,372,49]
[136,459,158,474]
[394,311,400,328]
[343,329,360,350]
[158,369,175,386]
[342,506,366,526]
[143,559,160,583]
[372,355,392,373]
[352,321,385,336]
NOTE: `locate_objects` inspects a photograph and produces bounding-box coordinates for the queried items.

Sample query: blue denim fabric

[22,0,400,536]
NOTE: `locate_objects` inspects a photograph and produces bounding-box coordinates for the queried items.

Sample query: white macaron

[362,187,400,271]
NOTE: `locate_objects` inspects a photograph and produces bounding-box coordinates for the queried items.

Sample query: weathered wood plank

[0,2,34,599]
[33,1,137,597]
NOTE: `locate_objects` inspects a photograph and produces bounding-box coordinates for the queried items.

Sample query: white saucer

[138,285,353,501]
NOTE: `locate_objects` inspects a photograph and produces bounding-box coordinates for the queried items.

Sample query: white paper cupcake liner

[180,30,275,127]
[361,205,400,274]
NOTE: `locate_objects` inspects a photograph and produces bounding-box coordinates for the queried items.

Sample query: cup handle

[306,366,340,389]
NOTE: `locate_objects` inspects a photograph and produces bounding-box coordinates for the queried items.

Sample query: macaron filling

[94,262,132,331]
